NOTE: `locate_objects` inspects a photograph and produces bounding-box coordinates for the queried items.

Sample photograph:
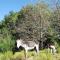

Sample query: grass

[0,49,60,60]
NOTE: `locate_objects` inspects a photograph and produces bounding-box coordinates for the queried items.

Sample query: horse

[16,39,39,57]
[48,44,56,54]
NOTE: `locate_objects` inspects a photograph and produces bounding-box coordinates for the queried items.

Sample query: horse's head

[16,39,22,48]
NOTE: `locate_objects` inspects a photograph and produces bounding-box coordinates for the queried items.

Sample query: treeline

[0,2,60,52]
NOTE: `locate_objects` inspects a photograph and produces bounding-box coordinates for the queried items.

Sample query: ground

[0,49,60,60]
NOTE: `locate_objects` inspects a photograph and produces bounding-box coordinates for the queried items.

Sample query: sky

[0,0,59,21]
[0,0,37,21]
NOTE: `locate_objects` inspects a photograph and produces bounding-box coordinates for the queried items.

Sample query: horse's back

[23,40,39,47]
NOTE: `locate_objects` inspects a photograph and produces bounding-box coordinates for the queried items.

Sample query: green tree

[15,3,51,48]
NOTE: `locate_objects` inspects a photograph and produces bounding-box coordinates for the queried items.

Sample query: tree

[15,3,51,49]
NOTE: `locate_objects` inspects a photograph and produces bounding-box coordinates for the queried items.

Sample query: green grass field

[0,49,60,60]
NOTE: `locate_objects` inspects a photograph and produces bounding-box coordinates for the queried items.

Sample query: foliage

[0,27,15,52]
[15,3,51,42]
[0,2,60,52]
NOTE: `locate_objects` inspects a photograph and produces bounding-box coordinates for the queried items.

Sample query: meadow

[0,49,60,60]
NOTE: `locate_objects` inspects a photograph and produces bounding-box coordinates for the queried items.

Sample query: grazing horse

[16,39,39,57]
[48,44,56,54]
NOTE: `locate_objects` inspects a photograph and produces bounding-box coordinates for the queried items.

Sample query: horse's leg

[24,48,28,60]
[52,48,56,54]
[54,48,56,54]
[51,49,52,54]
[48,47,50,53]
[26,49,27,58]
[35,45,39,55]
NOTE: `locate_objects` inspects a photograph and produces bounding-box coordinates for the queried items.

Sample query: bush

[0,28,15,52]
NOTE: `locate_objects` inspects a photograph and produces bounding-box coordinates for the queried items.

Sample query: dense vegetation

[0,1,60,60]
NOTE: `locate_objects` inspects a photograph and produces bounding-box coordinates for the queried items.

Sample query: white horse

[16,39,39,57]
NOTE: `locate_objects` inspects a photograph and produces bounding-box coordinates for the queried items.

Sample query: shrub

[0,28,15,52]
